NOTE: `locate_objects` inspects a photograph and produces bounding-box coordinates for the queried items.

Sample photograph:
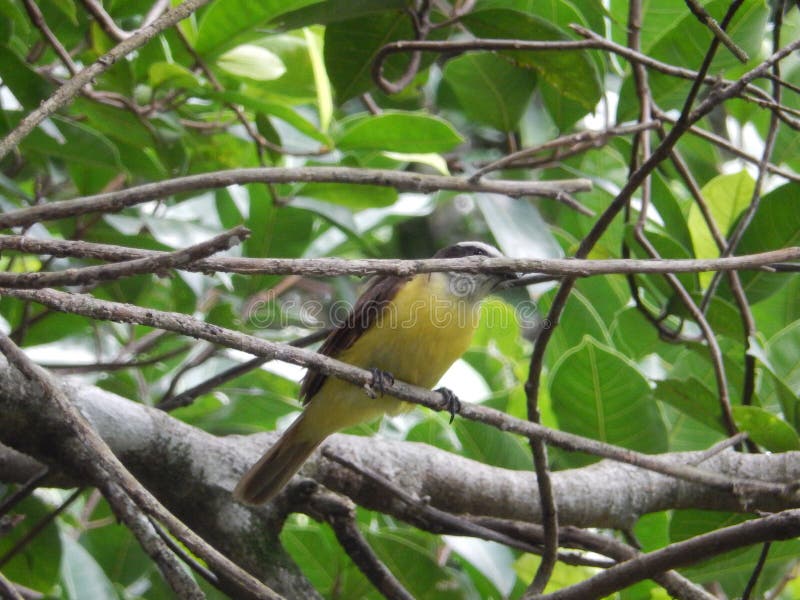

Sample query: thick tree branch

[1,286,796,505]
[1,363,799,530]
[0,336,281,600]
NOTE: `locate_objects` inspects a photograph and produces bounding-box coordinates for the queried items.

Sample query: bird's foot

[434,387,461,423]
[365,368,394,398]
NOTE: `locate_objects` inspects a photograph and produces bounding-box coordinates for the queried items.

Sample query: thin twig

[471,122,660,181]
[530,510,800,599]
[0,167,593,230]
[742,542,771,600]
[0,227,249,289]
[0,0,214,161]
[0,467,49,517]
[304,487,415,600]
[21,0,78,75]
[684,0,749,62]
[156,328,330,411]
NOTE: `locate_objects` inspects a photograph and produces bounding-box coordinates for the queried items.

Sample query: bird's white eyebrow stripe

[454,241,504,257]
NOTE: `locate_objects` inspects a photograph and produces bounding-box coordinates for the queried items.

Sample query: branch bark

[0,234,796,278]
[0,358,798,534]
[0,167,592,230]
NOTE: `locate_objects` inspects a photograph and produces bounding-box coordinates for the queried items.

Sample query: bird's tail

[233,413,324,505]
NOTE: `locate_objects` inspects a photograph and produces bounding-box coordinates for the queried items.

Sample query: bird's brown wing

[299,274,410,403]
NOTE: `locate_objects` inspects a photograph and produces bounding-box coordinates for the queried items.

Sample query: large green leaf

[196,0,322,57]
[461,9,602,112]
[336,111,463,153]
[278,0,407,29]
[0,45,52,109]
[550,336,667,466]
[616,0,768,117]
[21,116,121,170]
[441,52,536,131]
[687,171,755,261]
[765,318,800,393]
[731,405,800,452]
[294,182,397,210]
[324,10,413,102]
[733,183,800,303]
[205,90,331,146]
[656,375,732,434]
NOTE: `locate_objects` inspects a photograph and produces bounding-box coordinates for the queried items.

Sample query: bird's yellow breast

[302,273,481,434]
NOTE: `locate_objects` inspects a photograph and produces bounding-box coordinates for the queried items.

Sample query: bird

[233,241,515,505]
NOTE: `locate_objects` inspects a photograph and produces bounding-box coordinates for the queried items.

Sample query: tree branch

[0,226,249,289]
[1,287,796,503]
[0,167,593,230]
[0,235,796,278]
[532,510,800,599]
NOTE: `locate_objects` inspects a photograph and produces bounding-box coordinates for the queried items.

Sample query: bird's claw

[435,387,461,423]
[367,368,394,398]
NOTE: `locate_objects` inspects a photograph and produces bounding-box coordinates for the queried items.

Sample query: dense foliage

[1,0,799,598]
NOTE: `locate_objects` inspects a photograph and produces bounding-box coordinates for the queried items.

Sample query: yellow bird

[234,242,514,504]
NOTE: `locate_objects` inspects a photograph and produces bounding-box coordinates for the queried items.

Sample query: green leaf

[277,0,407,29]
[732,405,800,452]
[336,111,463,153]
[540,287,611,362]
[71,98,155,149]
[367,528,469,598]
[324,10,425,102]
[204,90,331,146]
[655,376,726,433]
[21,116,122,170]
[616,0,768,118]
[216,44,286,81]
[148,61,202,89]
[295,182,397,210]
[61,533,126,599]
[550,336,667,466]
[687,171,754,275]
[461,9,602,112]
[0,0,30,39]
[281,519,377,598]
[196,0,322,57]
[766,318,800,392]
[0,46,52,109]
[454,415,533,470]
[441,52,536,131]
[0,496,62,593]
[734,183,800,303]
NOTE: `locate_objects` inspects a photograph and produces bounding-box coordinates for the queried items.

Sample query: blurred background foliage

[1,0,799,598]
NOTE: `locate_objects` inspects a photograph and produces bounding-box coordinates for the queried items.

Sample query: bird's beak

[492,270,521,291]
